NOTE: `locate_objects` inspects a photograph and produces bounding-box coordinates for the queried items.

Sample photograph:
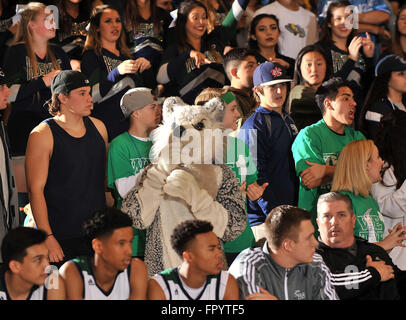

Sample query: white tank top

[0,272,46,300]
[72,256,131,300]
[152,267,229,300]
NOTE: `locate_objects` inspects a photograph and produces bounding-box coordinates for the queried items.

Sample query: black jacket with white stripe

[316,237,404,300]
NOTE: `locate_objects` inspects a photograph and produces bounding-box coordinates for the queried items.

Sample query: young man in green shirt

[107,87,161,258]
[291,78,365,231]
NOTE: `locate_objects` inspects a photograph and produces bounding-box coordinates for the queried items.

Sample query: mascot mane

[149,96,227,163]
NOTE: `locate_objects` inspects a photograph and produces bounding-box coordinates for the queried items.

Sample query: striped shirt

[228,242,339,300]
[316,237,400,300]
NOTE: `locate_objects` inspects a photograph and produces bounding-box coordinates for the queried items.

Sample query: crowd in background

[1,0,406,300]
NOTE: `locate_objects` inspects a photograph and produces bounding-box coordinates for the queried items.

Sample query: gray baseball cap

[120,87,156,118]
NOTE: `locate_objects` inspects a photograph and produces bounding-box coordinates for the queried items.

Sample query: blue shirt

[238,106,299,226]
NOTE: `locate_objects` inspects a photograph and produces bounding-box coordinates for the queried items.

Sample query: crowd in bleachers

[1,0,406,300]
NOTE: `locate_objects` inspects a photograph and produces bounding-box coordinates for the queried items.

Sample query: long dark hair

[175,0,209,53]
[198,0,229,33]
[319,0,357,47]
[123,0,162,36]
[83,4,131,58]
[249,13,280,52]
[392,5,406,57]
[358,71,392,133]
[292,44,332,86]
[56,0,92,39]
[0,0,10,17]
[374,110,406,189]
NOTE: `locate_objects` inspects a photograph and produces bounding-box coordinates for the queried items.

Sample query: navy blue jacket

[238,106,299,226]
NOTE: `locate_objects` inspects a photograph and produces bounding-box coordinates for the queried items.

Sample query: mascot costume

[122,97,247,276]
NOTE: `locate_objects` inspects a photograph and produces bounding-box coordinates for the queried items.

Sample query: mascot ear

[202,97,226,123]
[162,96,186,119]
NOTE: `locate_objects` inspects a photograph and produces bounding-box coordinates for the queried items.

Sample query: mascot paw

[163,169,197,203]
[156,160,179,176]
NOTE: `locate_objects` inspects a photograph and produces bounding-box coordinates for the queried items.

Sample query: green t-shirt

[224,136,257,253]
[339,191,385,242]
[291,119,365,230]
[107,132,152,257]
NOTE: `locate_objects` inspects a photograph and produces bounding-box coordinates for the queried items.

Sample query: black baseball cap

[375,54,406,77]
[51,70,90,94]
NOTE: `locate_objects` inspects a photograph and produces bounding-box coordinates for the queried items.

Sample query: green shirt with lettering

[339,191,384,242]
[291,119,365,231]
[107,132,152,257]
[224,136,257,253]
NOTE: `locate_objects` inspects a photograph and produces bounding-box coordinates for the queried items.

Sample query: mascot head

[150,97,230,167]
